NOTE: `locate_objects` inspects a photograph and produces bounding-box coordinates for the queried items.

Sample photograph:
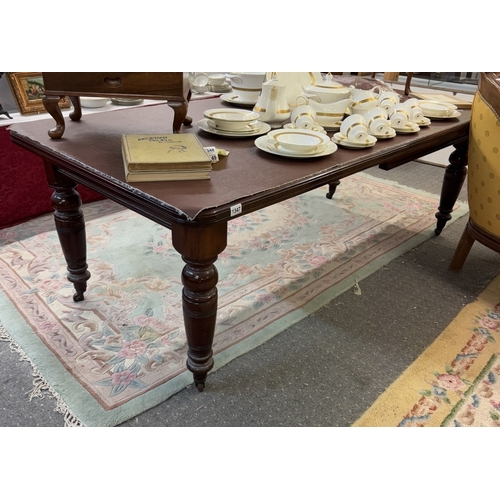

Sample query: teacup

[350,99,379,116]
[404,98,424,122]
[192,84,209,94]
[389,103,412,128]
[364,107,391,136]
[378,91,400,112]
[226,72,266,102]
[340,114,369,143]
[291,104,317,130]
[208,73,227,86]
[192,73,209,86]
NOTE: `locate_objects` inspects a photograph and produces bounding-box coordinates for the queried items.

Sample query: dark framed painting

[6,72,71,115]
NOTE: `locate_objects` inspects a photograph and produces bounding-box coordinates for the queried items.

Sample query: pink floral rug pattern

[0,173,465,425]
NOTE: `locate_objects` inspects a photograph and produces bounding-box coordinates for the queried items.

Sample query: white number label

[230,204,242,217]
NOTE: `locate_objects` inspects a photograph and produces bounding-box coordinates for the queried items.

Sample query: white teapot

[302,72,351,103]
[253,74,290,128]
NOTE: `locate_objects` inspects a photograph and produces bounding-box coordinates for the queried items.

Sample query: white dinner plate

[332,133,377,149]
[423,110,461,120]
[220,93,259,107]
[198,119,271,137]
[254,135,338,158]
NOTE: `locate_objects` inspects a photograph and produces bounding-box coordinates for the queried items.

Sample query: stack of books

[121,133,212,182]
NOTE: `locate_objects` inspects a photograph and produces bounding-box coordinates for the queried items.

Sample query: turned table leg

[326,180,341,199]
[44,161,90,301]
[171,221,228,390]
[435,139,468,235]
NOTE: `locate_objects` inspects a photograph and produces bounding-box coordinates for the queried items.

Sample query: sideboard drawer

[42,72,189,99]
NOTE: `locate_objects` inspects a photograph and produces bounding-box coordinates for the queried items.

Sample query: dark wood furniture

[41,72,192,139]
[8,98,470,391]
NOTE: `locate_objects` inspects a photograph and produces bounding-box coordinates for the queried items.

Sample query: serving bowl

[80,96,109,108]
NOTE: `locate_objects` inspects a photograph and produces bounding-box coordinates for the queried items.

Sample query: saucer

[255,135,338,158]
[392,123,421,134]
[209,82,231,93]
[284,123,327,135]
[372,128,396,139]
[415,117,431,127]
[332,133,377,149]
[220,93,259,107]
[423,110,461,120]
[198,119,270,137]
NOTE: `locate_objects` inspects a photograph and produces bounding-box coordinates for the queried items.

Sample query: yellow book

[123,160,211,182]
[121,133,212,172]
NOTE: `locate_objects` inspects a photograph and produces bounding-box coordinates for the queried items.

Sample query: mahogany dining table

[8,97,470,390]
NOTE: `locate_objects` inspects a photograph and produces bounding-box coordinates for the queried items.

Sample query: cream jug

[349,86,382,108]
[253,74,291,129]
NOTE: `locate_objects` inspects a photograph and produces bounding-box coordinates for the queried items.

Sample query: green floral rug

[0,173,468,426]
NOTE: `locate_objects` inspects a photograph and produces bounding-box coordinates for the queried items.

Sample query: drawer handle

[104,77,122,88]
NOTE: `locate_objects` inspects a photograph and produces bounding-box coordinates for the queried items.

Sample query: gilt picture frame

[6,72,71,115]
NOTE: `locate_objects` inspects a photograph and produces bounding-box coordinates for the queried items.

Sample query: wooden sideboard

[42,72,193,139]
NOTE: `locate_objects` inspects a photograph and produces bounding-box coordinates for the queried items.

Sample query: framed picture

[6,72,71,115]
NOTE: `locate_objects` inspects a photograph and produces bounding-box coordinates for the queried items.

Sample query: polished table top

[9,98,471,227]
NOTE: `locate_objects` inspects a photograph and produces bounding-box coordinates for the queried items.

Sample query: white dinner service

[284,122,326,134]
[377,91,400,112]
[253,74,291,129]
[220,92,259,106]
[364,107,392,136]
[80,96,109,108]
[404,98,424,122]
[300,96,353,129]
[332,132,377,149]
[291,104,317,130]
[254,135,338,158]
[266,128,331,155]
[388,103,413,129]
[226,72,266,103]
[204,108,260,131]
[208,73,227,86]
[417,100,459,118]
[391,122,421,134]
[414,116,431,127]
[339,114,370,144]
[349,86,382,108]
[198,118,271,137]
[207,119,260,132]
[302,72,351,103]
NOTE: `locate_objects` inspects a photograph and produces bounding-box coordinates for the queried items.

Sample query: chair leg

[449,222,476,270]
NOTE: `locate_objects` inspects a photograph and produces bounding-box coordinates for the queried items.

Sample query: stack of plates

[198,108,270,137]
[418,100,461,119]
[255,128,337,158]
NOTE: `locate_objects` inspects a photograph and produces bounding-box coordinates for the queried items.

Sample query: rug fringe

[0,323,84,427]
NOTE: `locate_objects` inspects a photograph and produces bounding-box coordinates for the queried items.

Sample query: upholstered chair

[450,72,500,270]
